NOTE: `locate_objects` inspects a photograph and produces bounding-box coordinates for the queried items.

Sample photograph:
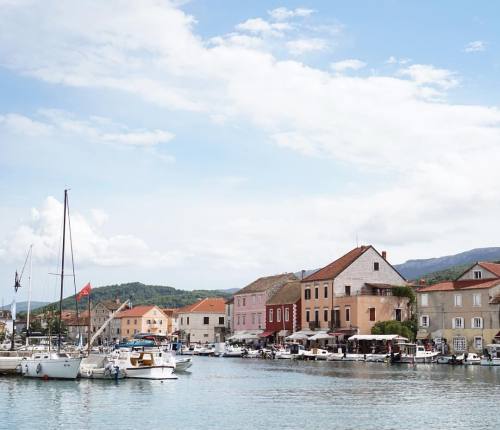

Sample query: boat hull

[125,365,177,379]
[21,357,82,379]
[174,358,193,372]
[0,356,24,374]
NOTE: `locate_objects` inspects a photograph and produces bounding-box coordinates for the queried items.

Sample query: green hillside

[35,282,232,314]
[416,260,500,285]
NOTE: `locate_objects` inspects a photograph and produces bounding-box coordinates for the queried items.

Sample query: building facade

[91,299,122,345]
[115,305,168,340]
[301,246,408,335]
[417,263,500,353]
[177,298,226,344]
[265,280,301,340]
[233,273,297,333]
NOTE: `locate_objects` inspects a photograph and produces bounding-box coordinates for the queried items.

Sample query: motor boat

[112,348,177,379]
[275,344,306,359]
[303,348,332,361]
[222,345,244,358]
[464,353,481,365]
[80,354,125,379]
[174,356,193,372]
[327,352,366,361]
[197,344,215,356]
[390,344,439,364]
[481,344,500,366]
[21,352,82,379]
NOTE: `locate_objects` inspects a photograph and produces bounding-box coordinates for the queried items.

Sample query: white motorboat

[113,349,177,379]
[197,344,215,356]
[303,348,332,361]
[481,344,500,366]
[275,344,306,359]
[80,354,125,379]
[21,352,82,379]
[328,352,366,361]
[390,344,439,364]
[464,353,481,365]
[222,346,244,357]
[174,357,193,372]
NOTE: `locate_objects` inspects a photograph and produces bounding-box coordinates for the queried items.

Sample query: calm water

[1,358,500,429]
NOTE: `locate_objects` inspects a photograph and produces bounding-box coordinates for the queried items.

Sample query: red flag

[77,282,92,301]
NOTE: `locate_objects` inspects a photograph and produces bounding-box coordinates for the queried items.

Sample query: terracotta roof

[266,281,301,305]
[365,283,406,289]
[302,246,371,282]
[236,273,298,295]
[418,279,500,292]
[115,305,156,318]
[478,262,500,278]
[176,298,226,314]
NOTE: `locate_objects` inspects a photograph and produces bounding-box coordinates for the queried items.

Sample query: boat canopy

[348,334,408,342]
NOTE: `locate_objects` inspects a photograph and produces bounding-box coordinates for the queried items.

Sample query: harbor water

[1,358,500,429]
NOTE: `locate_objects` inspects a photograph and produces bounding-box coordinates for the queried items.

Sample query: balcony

[308,321,320,330]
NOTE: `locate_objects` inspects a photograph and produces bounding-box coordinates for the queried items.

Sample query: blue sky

[1,0,500,303]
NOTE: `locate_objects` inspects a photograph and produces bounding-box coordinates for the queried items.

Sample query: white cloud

[0,197,187,268]
[235,18,291,37]
[398,64,459,89]
[0,109,174,147]
[268,7,315,21]
[386,56,411,65]
[464,40,486,53]
[331,59,366,73]
[286,38,327,55]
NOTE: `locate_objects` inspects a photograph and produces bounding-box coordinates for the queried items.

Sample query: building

[177,298,226,344]
[161,308,177,335]
[265,280,301,341]
[233,273,298,335]
[91,299,123,345]
[65,311,90,344]
[417,262,500,353]
[115,305,168,340]
[225,297,234,335]
[301,246,409,335]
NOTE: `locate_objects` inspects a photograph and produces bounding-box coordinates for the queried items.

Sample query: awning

[495,331,500,338]
[309,332,332,341]
[286,332,310,340]
[227,331,262,341]
[348,334,408,342]
[259,331,275,338]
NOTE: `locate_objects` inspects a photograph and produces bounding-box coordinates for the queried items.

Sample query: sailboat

[21,190,82,379]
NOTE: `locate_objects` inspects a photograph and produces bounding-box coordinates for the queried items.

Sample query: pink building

[233,273,297,334]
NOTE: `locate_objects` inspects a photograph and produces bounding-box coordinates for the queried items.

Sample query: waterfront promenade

[1,357,499,429]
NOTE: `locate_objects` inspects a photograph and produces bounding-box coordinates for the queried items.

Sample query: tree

[371,320,413,340]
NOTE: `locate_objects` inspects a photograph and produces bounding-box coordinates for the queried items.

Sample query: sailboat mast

[25,244,33,347]
[57,189,68,353]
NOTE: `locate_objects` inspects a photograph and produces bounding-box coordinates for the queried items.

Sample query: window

[314,309,319,322]
[242,298,246,306]
[472,317,483,329]
[305,310,310,323]
[237,298,240,307]
[127,329,129,334]
[473,270,482,280]
[203,317,209,325]
[421,294,428,307]
[473,293,481,307]
[252,295,256,304]
[284,308,289,322]
[453,336,466,352]
[277,308,282,322]
[324,285,328,299]
[333,308,340,327]
[237,315,241,325]
[147,319,151,324]
[374,262,380,271]
[242,315,246,324]
[314,287,319,299]
[474,336,483,350]
[252,313,256,324]
[187,317,190,325]
[369,307,376,322]
[204,334,208,338]
[257,313,262,325]
[345,307,351,322]
[127,319,130,325]
[323,308,329,322]
[454,294,462,307]
[452,317,464,329]
[395,308,402,322]
[420,315,429,327]
[305,289,311,300]
[345,285,351,296]
[219,317,224,325]
[134,319,137,324]
[180,317,183,325]
[269,309,273,322]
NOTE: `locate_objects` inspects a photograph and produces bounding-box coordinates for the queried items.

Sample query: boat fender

[36,363,42,374]
[86,369,92,378]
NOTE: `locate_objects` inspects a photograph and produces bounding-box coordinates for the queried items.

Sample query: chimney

[382,251,387,260]
[301,269,306,280]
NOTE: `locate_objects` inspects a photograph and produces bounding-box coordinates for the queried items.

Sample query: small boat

[390,344,439,364]
[481,344,500,366]
[197,344,215,356]
[174,357,193,372]
[113,348,177,380]
[328,352,366,361]
[222,346,244,357]
[275,344,306,360]
[303,348,332,361]
[80,354,125,379]
[464,353,481,365]
[21,352,82,379]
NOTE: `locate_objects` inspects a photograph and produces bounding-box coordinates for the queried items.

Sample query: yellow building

[115,305,168,340]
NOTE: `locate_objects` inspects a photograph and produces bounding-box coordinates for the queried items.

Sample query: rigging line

[66,193,81,338]
[18,245,32,283]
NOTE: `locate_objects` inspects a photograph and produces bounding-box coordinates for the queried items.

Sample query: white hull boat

[222,346,244,358]
[481,344,500,366]
[114,349,177,380]
[80,354,125,379]
[21,352,82,379]
[174,357,193,372]
[328,353,366,361]
[464,353,481,365]
[303,348,332,361]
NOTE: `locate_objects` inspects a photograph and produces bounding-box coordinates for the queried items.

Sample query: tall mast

[25,244,33,347]
[57,189,68,353]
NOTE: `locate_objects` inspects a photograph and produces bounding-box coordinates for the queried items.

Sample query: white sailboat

[21,190,82,379]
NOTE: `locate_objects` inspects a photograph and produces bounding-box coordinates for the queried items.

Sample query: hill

[394,247,500,280]
[1,301,49,313]
[36,282,233,313]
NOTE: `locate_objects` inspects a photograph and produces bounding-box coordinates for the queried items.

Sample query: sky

[1,0,500,303]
